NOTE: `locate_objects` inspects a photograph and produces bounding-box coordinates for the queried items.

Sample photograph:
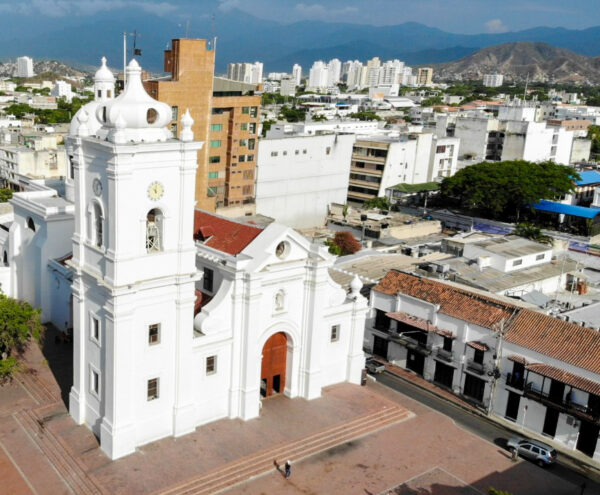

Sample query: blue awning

[533,200,600,219]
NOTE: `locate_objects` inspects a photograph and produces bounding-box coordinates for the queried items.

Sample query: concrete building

[255,129,355,229]
[280,77,296,97]
[327,59,342,87]
[483,73,504,87]
[417,68,433,86]
[51,80,74,102]
[347,134,459,203]
[365,270,600,462]
[227,62,263,84]
[292,64,302,86]
[16,56,34,78]
[308,61,329,90]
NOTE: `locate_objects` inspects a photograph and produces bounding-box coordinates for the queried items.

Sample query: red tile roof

[375,270,517,330]
[386,312,438,332]
[507,354,528,365]
[194,290,213,316]
[374,271,600,376]
[193,210,262,255]
[526,363,600,396]
[467,341,490,352]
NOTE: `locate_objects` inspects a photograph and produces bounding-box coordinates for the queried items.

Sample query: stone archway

[260,332,287,398]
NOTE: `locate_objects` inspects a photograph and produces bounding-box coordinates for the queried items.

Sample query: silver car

[506,437,558,467]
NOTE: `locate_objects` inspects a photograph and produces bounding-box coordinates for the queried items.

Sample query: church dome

[94,56,115,84]
[95,59,172,144]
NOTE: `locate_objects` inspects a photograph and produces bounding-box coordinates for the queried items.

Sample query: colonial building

[2,57,367,460]
[365,270,600,461]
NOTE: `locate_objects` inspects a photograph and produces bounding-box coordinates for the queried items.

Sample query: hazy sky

[0,0,598,33]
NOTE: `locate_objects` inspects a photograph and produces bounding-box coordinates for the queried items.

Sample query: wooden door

[261,332,287,398]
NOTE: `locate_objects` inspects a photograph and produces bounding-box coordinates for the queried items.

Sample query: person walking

[284,460,291,478]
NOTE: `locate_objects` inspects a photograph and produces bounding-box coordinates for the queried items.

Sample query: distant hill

[435,42,600,84]
[0,59,90,82]
[1,8,600,73]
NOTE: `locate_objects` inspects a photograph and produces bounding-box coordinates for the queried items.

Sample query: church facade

[1,58,368,460]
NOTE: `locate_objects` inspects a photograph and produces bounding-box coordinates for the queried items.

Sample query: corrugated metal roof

[533,200,600,219]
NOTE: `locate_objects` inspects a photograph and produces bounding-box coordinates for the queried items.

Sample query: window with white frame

[90,368,100,396]
[206,355,217,375]
[148,323,160,345]
[90,315,100,343]
[331,324,340,342]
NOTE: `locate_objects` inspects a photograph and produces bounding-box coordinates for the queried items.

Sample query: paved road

[377,371,600,493]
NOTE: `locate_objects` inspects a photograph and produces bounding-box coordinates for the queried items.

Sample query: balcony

[466,359,488,375]
[390,333,432,355]
[505,372,525,391]
[435,347,454,363]
[524,383,600,424]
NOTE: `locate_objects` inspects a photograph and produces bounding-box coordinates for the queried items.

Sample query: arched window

[27,217,35,232]
[87,201,104,248]
[146,209,163,252]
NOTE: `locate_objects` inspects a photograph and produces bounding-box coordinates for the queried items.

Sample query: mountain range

[1,8,600,74]
[437,42,600,84]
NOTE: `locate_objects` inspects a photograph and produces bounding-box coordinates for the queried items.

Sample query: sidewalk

[383,362,600,480]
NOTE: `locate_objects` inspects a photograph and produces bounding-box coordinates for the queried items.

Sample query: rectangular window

[283,151,287,156]
[271,151,278,157]
[248,123,257,134]
[331,324,340,342]
[240,123,248,131]
[536,254,545,261]
[208,171,219,179]
[171,106,179,121]
[91,316,100,343]
[246,154,254,162]
[326,146,331,155]
[241,106,249,114]
[243,170,254,180]
[148,324,160,345]
[210,140,222,148]
[249,106,258,118]
[206,355,217,375]
[473,349,484,364]
[210,123,223,132]
[242,185,253,195]
[303,149,307,154]
[212,108,224,115]
[295,150,299,155]
[239,155,246,162]
[209,156,221,164]
[512,259,523,267]
[90,369,100,396]
[170,123,178,138]
[248,138,255,150]
[436,145,446,153]
[240,139,248,147]
[203,267,214,292]
[147,378,159,401]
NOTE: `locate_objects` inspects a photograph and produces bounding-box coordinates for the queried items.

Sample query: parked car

[506,437,558,467]
[365,357,385,374]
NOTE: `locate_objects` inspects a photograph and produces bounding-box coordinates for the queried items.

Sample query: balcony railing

[505,372,525,391]
[435,347,454,363]
[466,359,488,375]
[524,383,600,424]
[390,333,432,354]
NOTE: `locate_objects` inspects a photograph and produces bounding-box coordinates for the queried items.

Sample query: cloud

[485,18,509,33]
[294,3,358,19]
[0,0,177,17]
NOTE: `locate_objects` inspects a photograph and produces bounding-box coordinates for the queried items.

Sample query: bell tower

[67,59,202,459]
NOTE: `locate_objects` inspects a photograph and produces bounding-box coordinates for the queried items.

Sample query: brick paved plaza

[0,330,585,495]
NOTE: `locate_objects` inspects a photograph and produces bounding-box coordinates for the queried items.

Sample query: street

[377,371,600,494]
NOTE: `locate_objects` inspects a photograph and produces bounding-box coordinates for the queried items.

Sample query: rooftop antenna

[185,19,190,38]
[523,73,529,101]
[132,29,142,58]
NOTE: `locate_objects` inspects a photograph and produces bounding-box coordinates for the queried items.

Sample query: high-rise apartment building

[417,67,434,86]
[308,61,329,89]
[483,73,504,87]
[145,39,261,211]
[227,62,263,84]
[327,58,342,86]
[16,56,34,78]
[143,38,216,210]
[292,64,302,86]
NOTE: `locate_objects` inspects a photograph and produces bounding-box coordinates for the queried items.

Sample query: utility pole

[123,31,127,87]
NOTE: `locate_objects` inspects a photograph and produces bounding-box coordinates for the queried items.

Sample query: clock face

[147,181,164,201]
[92,178,102,196]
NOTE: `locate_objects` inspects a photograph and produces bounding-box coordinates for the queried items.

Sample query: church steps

[18,370,57,406]
[14,409,103,495]
[158,405,410,495]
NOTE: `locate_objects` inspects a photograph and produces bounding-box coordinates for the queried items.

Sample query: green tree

[279,105,306,122]
[421,96,444,107]
[261,119,275,137]
[311,114,327,122]
[513,223,553,244]
[363,196,390,210]
[348,111,381,121]
[588,125,600,158]
[440,160,579,221]
[0,189,13,203]
[0,295,44,380]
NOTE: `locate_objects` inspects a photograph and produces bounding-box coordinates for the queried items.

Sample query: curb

[381,368,600,479]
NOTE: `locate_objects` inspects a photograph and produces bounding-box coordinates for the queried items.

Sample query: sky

[0,0,598,34]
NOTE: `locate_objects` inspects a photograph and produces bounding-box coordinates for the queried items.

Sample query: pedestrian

[285,460,291,478]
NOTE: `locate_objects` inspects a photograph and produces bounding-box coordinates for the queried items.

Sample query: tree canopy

[0,295,44,380]
[0,189,13,203]
[513,223,553,245]
[327,231,361,256]
[363,196,391,210]
[439,160,579,221]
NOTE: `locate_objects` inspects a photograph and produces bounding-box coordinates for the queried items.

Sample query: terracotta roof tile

[194,210,262,255]
[194,290,213,316]
[526,363,600,396]
[507,354,528,365]
[467,341,489,352]
[374,270,517,330]
[386,312,438,332]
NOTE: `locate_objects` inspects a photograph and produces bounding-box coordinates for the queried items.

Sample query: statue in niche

[275,290,285,311]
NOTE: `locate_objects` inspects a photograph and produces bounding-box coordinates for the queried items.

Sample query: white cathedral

[0,58,368,459]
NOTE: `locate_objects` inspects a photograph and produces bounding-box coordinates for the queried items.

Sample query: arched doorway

[261,332,287,398]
